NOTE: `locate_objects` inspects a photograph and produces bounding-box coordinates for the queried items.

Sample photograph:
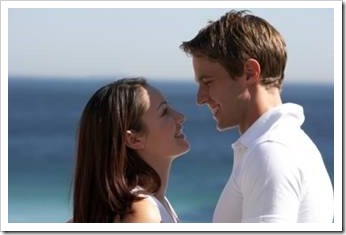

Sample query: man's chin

[216,123,235,132]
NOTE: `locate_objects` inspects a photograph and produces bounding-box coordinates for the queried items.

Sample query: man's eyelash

[202,79,212,85]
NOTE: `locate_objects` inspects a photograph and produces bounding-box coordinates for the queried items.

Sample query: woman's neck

[153,161,172,201]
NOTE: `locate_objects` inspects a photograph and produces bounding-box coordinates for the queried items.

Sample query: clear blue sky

[6,2,337,83]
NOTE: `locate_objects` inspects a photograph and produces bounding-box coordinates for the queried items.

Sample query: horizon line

[7,74,334,85]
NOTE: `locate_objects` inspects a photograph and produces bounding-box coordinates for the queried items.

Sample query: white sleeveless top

[132,187,179,223]
[146,195,179,223]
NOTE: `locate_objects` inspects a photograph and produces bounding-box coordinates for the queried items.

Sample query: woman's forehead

[141,86,165,110]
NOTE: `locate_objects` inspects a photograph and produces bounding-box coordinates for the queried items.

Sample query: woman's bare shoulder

[120,196,161,223]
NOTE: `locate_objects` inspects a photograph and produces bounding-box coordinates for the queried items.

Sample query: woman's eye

[161,107,168,116]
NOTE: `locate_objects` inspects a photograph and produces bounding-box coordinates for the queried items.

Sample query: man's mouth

[211,105,220,116]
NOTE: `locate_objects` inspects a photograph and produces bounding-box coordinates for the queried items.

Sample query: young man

[180,10,333,223]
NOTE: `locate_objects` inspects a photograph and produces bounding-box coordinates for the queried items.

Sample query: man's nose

[196,86,208,105]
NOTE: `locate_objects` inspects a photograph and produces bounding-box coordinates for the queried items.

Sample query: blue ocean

[8,77,334,223]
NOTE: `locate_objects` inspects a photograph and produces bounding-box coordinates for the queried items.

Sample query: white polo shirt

[213,103,334,223]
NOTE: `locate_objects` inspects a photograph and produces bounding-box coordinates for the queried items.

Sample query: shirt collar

[232,103,304,150]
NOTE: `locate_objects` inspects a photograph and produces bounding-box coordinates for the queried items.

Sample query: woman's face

[138,85,190,162]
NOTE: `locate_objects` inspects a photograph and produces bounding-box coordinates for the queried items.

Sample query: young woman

[71,78,190,223]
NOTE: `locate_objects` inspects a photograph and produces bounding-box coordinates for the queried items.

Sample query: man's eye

[204,80,212,86]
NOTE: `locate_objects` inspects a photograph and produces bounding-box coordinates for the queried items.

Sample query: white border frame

[1,0,342,232]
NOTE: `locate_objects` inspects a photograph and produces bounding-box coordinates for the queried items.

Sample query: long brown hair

[73,78,161,222]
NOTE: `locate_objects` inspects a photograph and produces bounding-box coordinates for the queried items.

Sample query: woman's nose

[175,110,185,123]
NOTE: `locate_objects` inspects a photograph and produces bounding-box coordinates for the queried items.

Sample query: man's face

[192,55,248,131]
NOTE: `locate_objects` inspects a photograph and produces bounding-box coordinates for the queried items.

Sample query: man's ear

[125,130,145,150]
[244,58,261,84]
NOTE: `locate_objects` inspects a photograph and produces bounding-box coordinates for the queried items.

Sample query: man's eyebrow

[157,100,168,110]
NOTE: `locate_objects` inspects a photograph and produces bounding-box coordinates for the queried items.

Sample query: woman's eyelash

[161,107,168,116]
